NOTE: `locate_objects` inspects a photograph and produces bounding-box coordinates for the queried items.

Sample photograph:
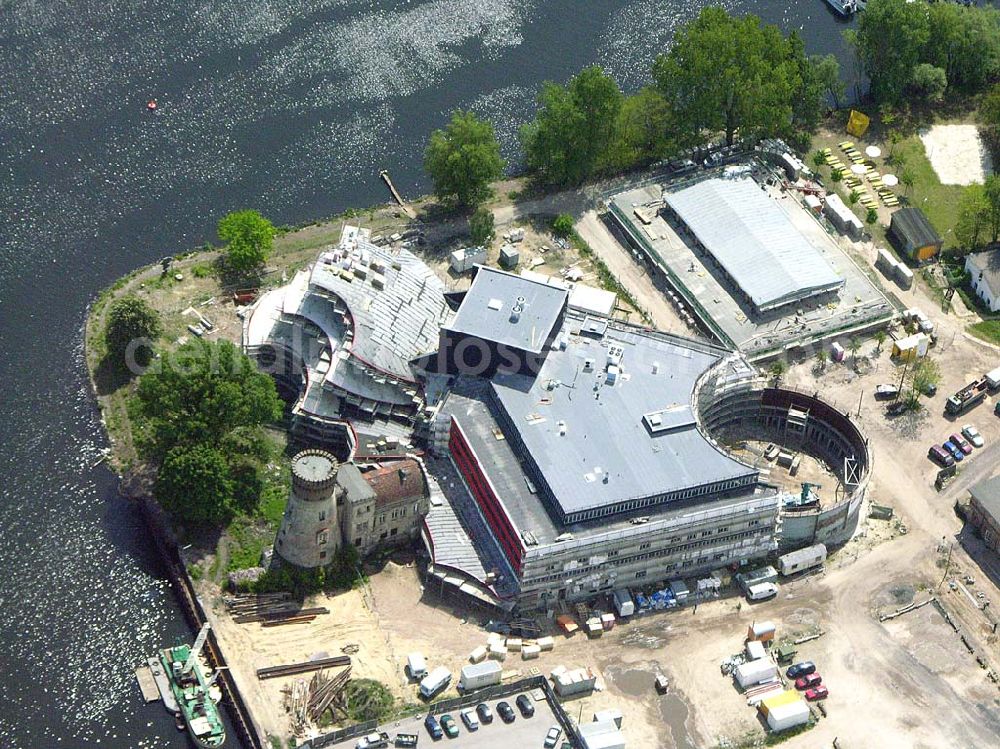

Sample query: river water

[0,2,855,746]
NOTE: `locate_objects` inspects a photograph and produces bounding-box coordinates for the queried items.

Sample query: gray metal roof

[970,475,1000,523]
[446,267,568,353]
[664,176,844,311]
[489,318,758,520]
[966,250,1000,303]
[310,238,452,381]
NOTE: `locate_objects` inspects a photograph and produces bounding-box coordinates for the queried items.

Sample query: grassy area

[890,136,965,250]
[968,320,1000,345]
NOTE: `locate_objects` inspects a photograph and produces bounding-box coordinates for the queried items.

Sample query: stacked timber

[257,655,352,680]
[226,594,330,625]
[307,667,353,723]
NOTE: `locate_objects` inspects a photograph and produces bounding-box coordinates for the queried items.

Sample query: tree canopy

[653,8,817,147]
[137,339,283,525]
[218,209,275,274]
[424,111,504,207]
[136,339,283,456]
[468,206,495,247]
[852,0,1000,105]
[104,295,161,369]
[522,66,623,185]
[156,444,235,525]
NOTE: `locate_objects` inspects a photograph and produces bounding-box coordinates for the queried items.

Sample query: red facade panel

[449,419,525,573]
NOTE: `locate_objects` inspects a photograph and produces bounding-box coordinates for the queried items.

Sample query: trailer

[778,543,827,576]
[612,589,635,618]
[418,667,451,699]
[946,377,991,414]
[734,659,779,688]
[986,366,1000,390]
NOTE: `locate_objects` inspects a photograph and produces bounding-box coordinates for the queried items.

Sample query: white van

[419,666,452,699]
[406,652,427,680]
[747,582,778,601]
[460,708,480,731]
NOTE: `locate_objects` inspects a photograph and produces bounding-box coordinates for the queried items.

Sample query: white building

[966,250,1000,312]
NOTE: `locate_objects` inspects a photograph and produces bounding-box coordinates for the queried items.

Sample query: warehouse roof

[970,475,1000,524]
[489,316,758,521]
[664,176,844,311]
[446,267,568,353]
[889,207,942,250]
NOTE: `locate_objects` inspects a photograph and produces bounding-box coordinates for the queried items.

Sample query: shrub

[552,213,574,237]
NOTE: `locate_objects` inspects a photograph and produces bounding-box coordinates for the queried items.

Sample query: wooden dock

[135,664,159,703]
[379,170,417,219]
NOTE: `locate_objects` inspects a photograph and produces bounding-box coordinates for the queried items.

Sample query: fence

[303,675,584,749]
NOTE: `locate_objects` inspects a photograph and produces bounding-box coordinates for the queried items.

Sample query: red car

[949,434,973,455]
[795,673,822,690]
[805,685,829,701]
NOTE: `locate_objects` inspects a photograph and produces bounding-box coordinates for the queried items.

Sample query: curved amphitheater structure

[695,365,872,550]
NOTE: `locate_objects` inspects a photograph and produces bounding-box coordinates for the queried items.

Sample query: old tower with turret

[275,449,342,568]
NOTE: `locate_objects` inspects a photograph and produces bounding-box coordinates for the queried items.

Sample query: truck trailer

[947,377,991,414]
[778,543,827,576]
[459,661,502,692]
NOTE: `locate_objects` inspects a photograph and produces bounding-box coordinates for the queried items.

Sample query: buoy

[147,99,157,112]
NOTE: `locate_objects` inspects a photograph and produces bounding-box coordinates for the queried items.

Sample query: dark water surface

[0,2,855,746]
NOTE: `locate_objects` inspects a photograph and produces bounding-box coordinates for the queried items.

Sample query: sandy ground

[920,124,993,186]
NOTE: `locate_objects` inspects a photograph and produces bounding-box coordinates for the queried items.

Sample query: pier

[379,170,417,219]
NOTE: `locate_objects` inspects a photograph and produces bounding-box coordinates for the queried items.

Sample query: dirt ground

[919,124,993,186]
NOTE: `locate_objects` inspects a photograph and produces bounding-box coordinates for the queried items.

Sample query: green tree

[874,329,888,352]
[605,87,675,171]
[849,189,861,206]
[955,184,991,250]
[910,358,942,398]
[522,66,623,185]
[815,348,828,372]
[909,63,947,103]
[552,214,574,238]
[848,335,863,368]
[925,2,1000,94]
[852,0,932,104]
[980,83,1000,162]
[424,111,505,207]
[768,360,787,381]
[136,339,283,457]
[811,54,846,111]
[866,207,879,225]
[218,210,275,275]
[104,295,161,368]
[986,175,1000,243]
[899,167,915,198]
[156,444,235,525]
[468,206,495,247]
[654,7,803,146]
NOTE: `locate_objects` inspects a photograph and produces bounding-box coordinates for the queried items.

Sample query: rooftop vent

[488,298,503,311]
[510,304,522,323]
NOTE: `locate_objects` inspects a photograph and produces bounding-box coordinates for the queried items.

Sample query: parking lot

[325,690,567,749]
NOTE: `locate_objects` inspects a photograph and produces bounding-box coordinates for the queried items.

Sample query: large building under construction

[248,228,872,612]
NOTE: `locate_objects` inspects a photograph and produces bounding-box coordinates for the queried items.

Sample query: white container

[745,640,766,661]
[766,700,810,732]
[536,636,555,652]
[469,646,488,664]
[986,366,1000,390]
[406,653,427,680]
[488,643,508,661]
[506,638,522,652]
[734,659,779,688]
[460,661,502,691]
[612,589,635,617]
[522,644,541,660]
[778,543,827,576]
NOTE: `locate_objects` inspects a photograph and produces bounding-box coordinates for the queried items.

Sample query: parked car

[497,701,516,723]
[424,715,443,741]
[949,433,973,455]
[356,732,389,749]
[439,714,459,739]
[943,440,965,462]
[785,661,816,679]
[395,734,419,748]
[795,673,823,690]
[962,424,984,448]
[668,158,697,175]
[995,401,1000,417]
[804,685,829,701]
[875,383,900,400]
[460,709,479,731]
[928,444,955,467]
[516,694,535,718]
[476,702,493,724]
[544,726,563,748]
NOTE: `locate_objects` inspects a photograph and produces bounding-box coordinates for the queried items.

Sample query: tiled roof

[363,459,426,507]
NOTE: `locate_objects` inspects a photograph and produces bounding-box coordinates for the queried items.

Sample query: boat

[823,0,865,17]
[147,98,158,112]
[158,624,226,748]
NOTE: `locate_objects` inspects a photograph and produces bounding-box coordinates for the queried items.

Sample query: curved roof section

[310,238,452,382]
[664,176,844,311]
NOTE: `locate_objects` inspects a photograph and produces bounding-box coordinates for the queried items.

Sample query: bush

[552,213,574,237]
[104,295,161,368]
[468,207,495,246]
[344,679,394,723]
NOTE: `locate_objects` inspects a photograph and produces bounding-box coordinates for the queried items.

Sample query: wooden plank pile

[226,593,329,626]
[257,655,352,680]
[306,666,353,724]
